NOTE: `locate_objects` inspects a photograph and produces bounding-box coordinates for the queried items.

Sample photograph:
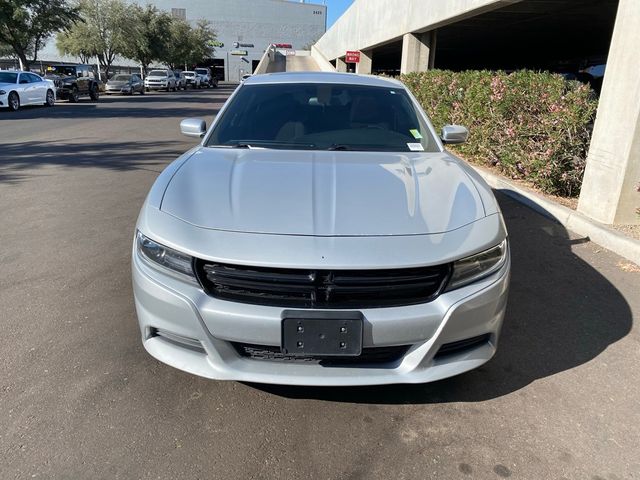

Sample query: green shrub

[401,70,598,197]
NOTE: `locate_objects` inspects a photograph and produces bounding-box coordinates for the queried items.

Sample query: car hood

[107,80,129,86]
[0,82,16,89]
[146,76,166,80]
[160,149,486,236]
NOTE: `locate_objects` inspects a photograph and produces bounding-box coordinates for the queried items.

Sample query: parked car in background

[0,70,56,111]
[132,72,511,386]
[44,64,100,102]
[182,71,201,89]
[144,69,177,92]
[173,71,186,90]
[194,67,213,88]
[105,73,144,95]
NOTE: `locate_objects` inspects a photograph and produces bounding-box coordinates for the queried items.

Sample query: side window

[18,74,31,84]
[27,73,42,83]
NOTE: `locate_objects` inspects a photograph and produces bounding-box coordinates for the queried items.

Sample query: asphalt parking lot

[1,87,639,479]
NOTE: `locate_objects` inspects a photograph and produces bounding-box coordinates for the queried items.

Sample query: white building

[36,0,327,82]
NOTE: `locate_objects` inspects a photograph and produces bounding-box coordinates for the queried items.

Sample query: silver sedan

[105,73,144,95]
[0,70,56,111]
[132,72,510,386]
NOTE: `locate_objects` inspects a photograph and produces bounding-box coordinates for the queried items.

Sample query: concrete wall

[578,0,640,225]
[314,0,521,61]
[36,0,326,81]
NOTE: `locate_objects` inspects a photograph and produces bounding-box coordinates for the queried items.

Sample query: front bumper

[105,86,132,94]
[55,86,73,99]
[132,245,510,386]
[145,82,168,90]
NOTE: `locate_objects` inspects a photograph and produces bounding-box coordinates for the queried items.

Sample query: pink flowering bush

[401,70,598,197]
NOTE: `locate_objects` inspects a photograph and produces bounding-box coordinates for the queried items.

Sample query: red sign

[346,51,360,63]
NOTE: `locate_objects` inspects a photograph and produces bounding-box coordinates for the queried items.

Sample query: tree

[163,18,191,70]
[164,18,216,70]
[0,0,80,70]
[119,4,172,76]
[57,0,128,78]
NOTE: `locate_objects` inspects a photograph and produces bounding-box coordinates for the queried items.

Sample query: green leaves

[56,1,217,74]
[0,0,80,69]
[402,70,598,197]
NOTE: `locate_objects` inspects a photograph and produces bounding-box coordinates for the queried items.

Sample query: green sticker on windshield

[410,129,423,139]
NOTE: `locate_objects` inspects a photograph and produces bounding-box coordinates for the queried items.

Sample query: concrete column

[335,57,347,73]
[578,0,640,225]
[400,30,436,74]
[356,49,373,75]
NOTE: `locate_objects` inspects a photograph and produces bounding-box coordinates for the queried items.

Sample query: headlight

[136,231,196,282]
[0,90,6,95]
[446,239,508,291]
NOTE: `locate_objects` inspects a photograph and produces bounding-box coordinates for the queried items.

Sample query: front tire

[89,85,99,101]
[45,89,55,107]
[69,86,79,103]
[8,91,20,111]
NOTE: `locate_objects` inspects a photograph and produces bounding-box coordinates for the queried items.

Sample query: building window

[171,8,186,20]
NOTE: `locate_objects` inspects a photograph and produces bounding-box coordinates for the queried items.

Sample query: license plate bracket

[282,314,363,357]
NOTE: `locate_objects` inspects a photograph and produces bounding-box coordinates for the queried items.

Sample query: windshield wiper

[209,143,257,149]
[327,144,353,151]
[209,140,316,150]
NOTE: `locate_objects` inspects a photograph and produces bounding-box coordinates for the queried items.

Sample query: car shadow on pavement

[0,87,232,121]
[0,139,188,183]
[253,193,633,404]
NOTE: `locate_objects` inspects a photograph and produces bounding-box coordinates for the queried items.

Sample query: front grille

[231,342,410,366]
[194,261,451,309]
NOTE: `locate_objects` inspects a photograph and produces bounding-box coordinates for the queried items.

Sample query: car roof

[243,71,404,88]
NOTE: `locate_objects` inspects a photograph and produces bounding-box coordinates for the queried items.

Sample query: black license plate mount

[282,312,363,357]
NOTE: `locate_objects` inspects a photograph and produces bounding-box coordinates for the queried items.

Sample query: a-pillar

[400,30,436,74]
[578,0,640,225]
[356,49,373,75]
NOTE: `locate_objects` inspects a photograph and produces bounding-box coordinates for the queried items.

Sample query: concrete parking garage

[313,0,640,227]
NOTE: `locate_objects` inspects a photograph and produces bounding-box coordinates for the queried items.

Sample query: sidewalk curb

[473,166,640,266]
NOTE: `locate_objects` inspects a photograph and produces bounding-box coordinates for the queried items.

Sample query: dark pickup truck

[44,64,101,102]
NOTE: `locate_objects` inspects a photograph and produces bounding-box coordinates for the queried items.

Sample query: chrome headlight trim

[445,239,508,291]
[135,231,197,284]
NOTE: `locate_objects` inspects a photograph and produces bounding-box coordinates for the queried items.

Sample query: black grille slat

[195,260,451,309]
[205,264,316,284]
[232,342,410,365]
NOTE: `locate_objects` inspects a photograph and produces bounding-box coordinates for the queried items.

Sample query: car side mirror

[441,125,469,145]
[180,118,207,138]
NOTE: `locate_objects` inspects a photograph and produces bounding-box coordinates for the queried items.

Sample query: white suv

[194,68,212,88]
[144,69,177,92]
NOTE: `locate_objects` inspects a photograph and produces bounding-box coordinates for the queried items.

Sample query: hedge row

[401,70,598,197]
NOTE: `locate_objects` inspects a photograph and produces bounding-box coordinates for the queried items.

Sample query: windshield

[184,71,195,77]
[195,69,207,75]
[112,75,131,81]
[206,83,440,152]
[0,72,18,83]
[46,66,76,76]
[149,70,167,77]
